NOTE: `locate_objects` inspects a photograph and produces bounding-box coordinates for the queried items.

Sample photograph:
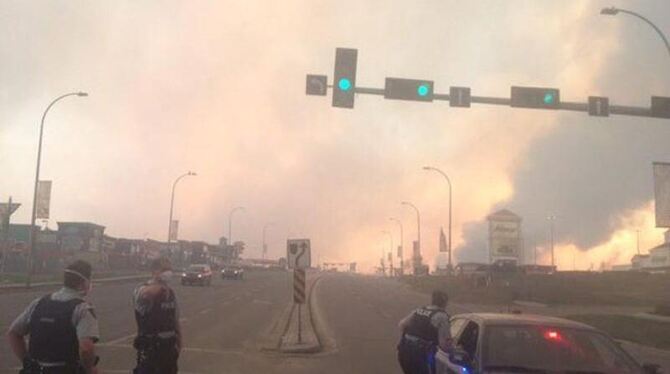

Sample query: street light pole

[390,217,404,275]
[601,6,670,59]
[262,222,275,260]
[28,92,88,287]
[167,171,196,254]
[402,201,421,273]
[423,166,453,270]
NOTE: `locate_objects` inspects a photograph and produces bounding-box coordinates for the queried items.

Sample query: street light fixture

[423,166,453,271]
[28,92,88,287]
[600,6,670,58]
[167,171,197,253]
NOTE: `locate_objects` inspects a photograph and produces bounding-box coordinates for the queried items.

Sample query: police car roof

[453,313,596,331]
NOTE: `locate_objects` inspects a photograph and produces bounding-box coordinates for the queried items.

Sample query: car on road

[436,313,661,374]
[221,266,244,280]
[181,264,212,286]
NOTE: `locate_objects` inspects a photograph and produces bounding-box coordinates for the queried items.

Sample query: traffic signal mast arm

[308,48,670,119]
[341,85,663,118]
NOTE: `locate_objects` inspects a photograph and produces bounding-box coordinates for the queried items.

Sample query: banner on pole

[412,240,420,258]
[439,227,447,253]
[35,181,52,219]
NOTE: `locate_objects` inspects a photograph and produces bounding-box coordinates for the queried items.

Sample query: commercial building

[487,209,523,265]
[57,222,105,253]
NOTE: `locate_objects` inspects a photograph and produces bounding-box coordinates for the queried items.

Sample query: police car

[436,313,661,374]
[181,264,213,286]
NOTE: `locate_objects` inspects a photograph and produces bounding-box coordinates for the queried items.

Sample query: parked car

[221,266,244,280]
[181,264,212,286]
[436,313,661,374]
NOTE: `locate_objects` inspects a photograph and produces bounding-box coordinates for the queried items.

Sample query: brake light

[544,330,561,340]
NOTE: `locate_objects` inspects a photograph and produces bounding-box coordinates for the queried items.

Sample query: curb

[259,302,295,351]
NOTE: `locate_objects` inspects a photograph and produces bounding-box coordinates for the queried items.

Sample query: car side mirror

[449,346,472,368]
[643,364,662,374]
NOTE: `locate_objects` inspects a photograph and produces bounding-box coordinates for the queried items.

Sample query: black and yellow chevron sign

[293,269,306,304]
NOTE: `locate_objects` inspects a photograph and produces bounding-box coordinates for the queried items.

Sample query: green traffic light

[338,78,352,91]
[543,92,555,104]
[417,84,430,97]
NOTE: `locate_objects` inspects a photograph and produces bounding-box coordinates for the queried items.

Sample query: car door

[439,319,481,374]
[436,317,470,374]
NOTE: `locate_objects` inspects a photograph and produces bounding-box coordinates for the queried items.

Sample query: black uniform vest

[404,307,446,345]
[28,295,84,365]
[135,282,177,337]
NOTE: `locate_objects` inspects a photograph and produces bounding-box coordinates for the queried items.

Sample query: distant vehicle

[181,264,212,286]
[221,266,244,280]
[436,313,660,374]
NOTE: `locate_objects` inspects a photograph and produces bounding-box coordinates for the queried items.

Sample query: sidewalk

[0,273,149,292]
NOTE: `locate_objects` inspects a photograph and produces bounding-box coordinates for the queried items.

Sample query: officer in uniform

[5,260,100,374]
[132,257,182,374]
[397,290,452,374]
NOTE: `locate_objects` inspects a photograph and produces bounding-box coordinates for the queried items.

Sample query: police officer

[132,257,182,374]
[397,290,452,374]
[5,260,100,374]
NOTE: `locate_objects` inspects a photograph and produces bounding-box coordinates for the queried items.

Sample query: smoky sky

[2,1,670,271]
[457,0,670,262]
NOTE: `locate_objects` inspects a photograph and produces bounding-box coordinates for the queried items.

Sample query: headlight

[197,274,202,278]
[181,273,187,277]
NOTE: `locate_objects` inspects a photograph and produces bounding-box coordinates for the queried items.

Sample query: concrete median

[261,270,327,354]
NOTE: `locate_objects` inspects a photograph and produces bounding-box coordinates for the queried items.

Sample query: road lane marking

[198,308,212,315]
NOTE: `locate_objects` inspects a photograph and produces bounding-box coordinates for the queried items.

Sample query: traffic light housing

[306,75,327,96]
[333,48,358,108]
[588,96,609,117]
[651,96,670,119]
[450,86,471,107]
[384,78,434,102]
[511,86,560,109]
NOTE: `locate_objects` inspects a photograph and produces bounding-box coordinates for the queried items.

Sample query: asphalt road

[1,272,667,373]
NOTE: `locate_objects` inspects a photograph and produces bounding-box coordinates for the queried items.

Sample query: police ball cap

[65,260,92,281]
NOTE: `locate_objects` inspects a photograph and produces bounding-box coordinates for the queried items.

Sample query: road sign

[333,48,357,108]
[511,86,560,109]
[588,96,609,117]
[450,86,471,107]
[287,238,311,269]
[306,74,327,96]
[293,269,306,304]
[651,96,670,119]
[384,78,434,102]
